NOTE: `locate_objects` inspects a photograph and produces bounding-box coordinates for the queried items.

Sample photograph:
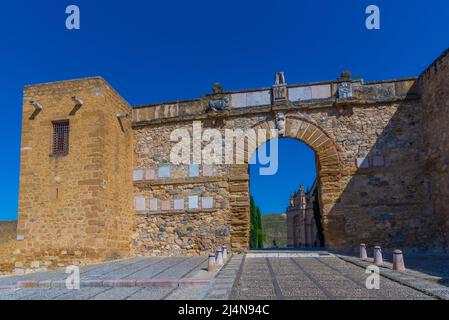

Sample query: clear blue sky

[250,139,316,215]
[1,1,449,220]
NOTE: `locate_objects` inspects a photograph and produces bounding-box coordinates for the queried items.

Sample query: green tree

[250,196,265,248]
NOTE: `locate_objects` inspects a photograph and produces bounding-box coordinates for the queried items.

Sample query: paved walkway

[227,255,434,300]
[0,252,446,300]
[0,256,212,300]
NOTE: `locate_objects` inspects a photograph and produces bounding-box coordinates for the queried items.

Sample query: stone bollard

[208,253,216,272]
[216,249,224,267]
[222,246,228,260]
[373,246,383,265]
[393,250,406,272]
[360,243,368,260]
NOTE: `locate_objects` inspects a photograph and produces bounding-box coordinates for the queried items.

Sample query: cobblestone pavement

[228,256,436,300]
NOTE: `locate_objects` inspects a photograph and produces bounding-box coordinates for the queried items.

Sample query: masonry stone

[1,50,449,274]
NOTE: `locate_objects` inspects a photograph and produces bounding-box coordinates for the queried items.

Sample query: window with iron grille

[52,121,69,156]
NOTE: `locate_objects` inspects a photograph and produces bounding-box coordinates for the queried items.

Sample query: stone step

[9,277,211,290]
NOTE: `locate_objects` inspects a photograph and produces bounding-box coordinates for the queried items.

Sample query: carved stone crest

[276,112,286,136]
[338,82,352,99]
[207,82,229,112]
[208,97,229,112]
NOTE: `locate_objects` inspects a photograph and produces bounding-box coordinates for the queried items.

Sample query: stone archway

[229,116,346,251]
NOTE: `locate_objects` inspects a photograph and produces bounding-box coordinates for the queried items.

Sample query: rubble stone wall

[0,221,17,274]
[419,49,449,250]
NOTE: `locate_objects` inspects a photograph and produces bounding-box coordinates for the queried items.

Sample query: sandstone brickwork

[0,221,17,274]
[419,49,449,250]
[14,77,134,273]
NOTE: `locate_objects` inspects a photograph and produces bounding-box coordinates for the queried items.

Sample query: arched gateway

[237,117,343,250]
[5,48,449,273]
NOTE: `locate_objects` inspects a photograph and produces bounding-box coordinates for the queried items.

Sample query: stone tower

[15,77,134,272]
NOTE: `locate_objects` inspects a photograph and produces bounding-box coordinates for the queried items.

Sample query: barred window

[52,121,69,156]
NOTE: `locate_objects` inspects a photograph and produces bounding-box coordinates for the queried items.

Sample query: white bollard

[216,249,224,267]
[208,253,216,272]
[393,250,406,272]
[373,246,383,265]
[360,243,368,260]
[222,245,228,260]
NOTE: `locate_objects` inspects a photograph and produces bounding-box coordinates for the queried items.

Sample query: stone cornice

[131,95,420,128]
[134,175,249,188]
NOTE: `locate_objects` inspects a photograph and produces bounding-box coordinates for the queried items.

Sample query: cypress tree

[249,196,257,248]
[250,196,265,249]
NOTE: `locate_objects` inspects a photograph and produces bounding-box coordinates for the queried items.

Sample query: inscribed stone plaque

[231,93,247,108]
[189,164,199,177]
[161,200,171,211]
[149,198,158,211]
[231,91,271,108]
[202,197,214,209]
[288,86,312,102]
[158,166,171,179]
[356,157,369,169]
[202,164,214,177]
[246,90,271,107]
[311,84,331,99]
[145,168,155,180]
[133,169,144,181]
[372,156,385,167]
[135,196,146,211]
[174,198,184,210]
[188,196,198,209]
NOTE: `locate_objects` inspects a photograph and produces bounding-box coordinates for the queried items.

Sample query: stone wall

[131,76,435,252]
[132,123,233,255]
[14,77,134,273]
[0,221,17,274]
[419,49,449,250]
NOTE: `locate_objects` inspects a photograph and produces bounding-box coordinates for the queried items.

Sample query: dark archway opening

[249,137,325,249]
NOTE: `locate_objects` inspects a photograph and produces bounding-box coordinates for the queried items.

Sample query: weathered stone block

[189,164,199,177]
[149,198,158,211]
[202,164,214,177]
[135,196,146,211]
[188,196,198,209]
[145,168,155,180]
[311,84,331,99]
[174,198,184,210]
[289,86,312,101]
[161,200,172,211]
[133,169,144,181]
[158,166,171,179]
[202,197,214,209]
